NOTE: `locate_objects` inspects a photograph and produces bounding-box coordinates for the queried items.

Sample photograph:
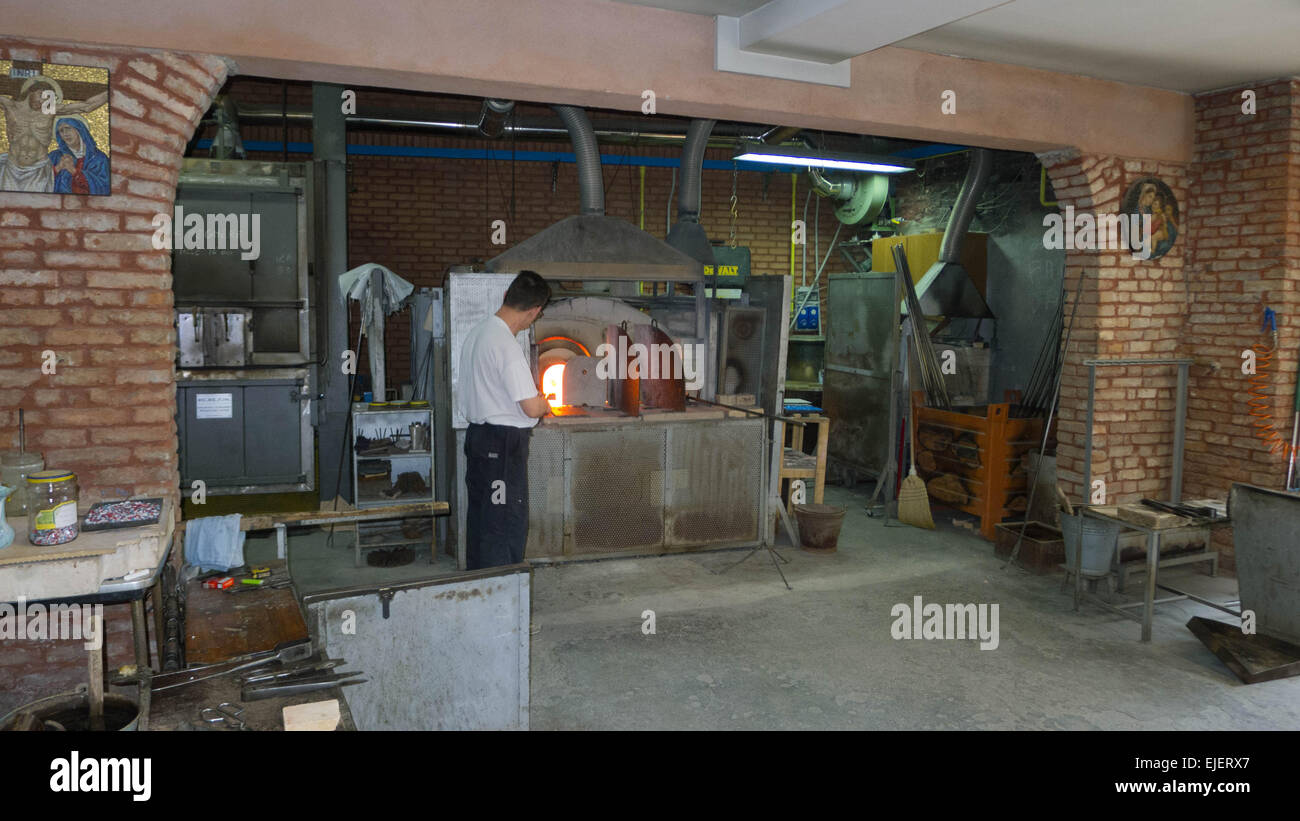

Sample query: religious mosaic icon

[1121,176,1179,260]
[0,61,110,195]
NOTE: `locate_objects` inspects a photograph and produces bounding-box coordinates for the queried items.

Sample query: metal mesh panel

[666,419,763,546]
[525,428,566,559]
[569,427,666,554]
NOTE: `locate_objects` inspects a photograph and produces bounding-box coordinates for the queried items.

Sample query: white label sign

[196,393,233,419]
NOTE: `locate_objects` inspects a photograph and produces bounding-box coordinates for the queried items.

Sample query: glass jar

[0,451,44,517]
[27,469,79,547]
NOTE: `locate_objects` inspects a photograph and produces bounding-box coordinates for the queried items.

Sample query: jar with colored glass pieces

[27,469,79,547]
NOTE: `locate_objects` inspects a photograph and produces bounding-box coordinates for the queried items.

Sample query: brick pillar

[0,38,228,715]
[1038,151,1190,505]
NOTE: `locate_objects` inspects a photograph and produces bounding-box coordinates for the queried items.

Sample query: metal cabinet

[176,370,313,493]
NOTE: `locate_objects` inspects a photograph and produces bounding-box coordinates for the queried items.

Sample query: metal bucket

[0,689,139,731]
[793,504,847,553]
[1060,512,1120,577]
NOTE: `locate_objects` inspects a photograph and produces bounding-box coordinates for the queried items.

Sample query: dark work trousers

[464,422,531,570]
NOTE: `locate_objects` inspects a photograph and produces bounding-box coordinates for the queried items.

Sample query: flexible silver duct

[666,119,716,266]
[939,147,991,263]
[677,118,715,223]
[552,104,604,216]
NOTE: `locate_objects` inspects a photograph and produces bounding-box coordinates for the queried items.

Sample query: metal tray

[81,498,164,532]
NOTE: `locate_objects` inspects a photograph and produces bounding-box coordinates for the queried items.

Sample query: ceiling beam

[1,0,1194,162]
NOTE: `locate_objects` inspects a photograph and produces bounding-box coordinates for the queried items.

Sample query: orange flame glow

[542,363,565,408]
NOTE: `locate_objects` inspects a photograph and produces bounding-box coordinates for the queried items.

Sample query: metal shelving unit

[352,403,435,559]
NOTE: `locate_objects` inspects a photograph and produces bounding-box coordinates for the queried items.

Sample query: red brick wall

[1043,81,1300,572]
[1,39,227,502]
[0,38,225,715]
[1180,79,1300,569]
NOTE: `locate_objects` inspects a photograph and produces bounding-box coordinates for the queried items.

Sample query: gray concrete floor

[529,485,1300,730]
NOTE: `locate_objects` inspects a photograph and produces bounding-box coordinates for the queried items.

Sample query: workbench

[146,649,358,731]
[1076,504,1230,642]
[0,498,176,672]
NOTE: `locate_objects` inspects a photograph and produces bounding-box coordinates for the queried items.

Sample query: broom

[898,410,935,529]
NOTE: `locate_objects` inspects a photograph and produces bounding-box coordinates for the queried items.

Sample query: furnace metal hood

[485,214,702,281]
[915,147,995,319]
[486,104,702,282]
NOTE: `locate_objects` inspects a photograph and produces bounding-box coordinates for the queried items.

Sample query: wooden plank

[236,502,448,532]
[1116,504,1188,530]
[283,699,342,731]
[715,393,756,407]
[1187,616,1300,684]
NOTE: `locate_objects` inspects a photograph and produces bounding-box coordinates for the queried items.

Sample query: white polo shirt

[458,315,539,429]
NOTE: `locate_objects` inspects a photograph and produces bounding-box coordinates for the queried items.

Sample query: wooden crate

[911,391,1042,541]
[994,521,1065,574]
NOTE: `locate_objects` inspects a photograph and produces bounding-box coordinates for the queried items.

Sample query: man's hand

[520,392,551,418]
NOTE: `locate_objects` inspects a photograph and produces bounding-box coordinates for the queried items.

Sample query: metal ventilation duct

[915,147,995,318]
[665,118,717,268]
[485,105,701,280]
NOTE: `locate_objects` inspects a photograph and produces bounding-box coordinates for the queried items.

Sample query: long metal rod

[1171,362,1188,503]
[1006,270,1083,569]
[1155,583,1242,618]
[687,396,806,426]
[1083,364,1096,505]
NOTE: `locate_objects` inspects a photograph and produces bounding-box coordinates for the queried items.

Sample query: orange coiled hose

[1246,343,1295,457]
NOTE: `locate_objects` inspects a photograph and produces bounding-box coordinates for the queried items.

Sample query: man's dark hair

[503,270,551,311]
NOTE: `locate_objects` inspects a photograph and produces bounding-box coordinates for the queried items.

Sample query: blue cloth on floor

[185,514,245,572]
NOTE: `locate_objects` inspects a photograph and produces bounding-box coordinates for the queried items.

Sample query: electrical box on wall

[705,244,749,299]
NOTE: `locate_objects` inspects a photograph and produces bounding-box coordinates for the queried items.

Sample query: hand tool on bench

[241,672,366,702]
[153,639,313,692]
[241,660,345,685]
[1139,498,1219,519]
[200,702,247,730]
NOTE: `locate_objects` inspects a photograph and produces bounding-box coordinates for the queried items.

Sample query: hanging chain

[728,164,739,247]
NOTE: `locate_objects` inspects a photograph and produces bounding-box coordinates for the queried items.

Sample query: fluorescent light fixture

[733,142,915,174]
